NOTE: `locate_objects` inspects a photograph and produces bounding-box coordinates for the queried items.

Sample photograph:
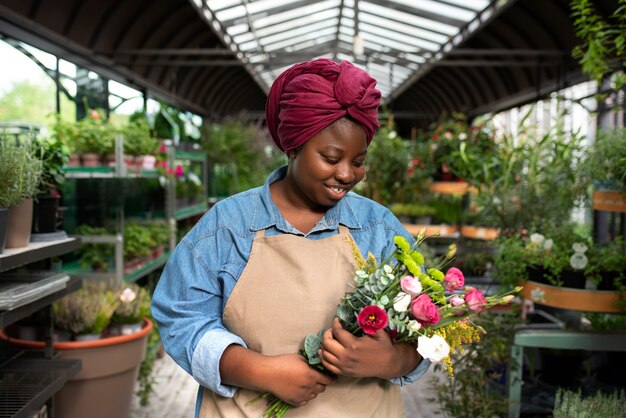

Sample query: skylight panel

[207,0,241,12]
[359,12,448,44]
[255,9,340,38]
[430,0,490,12]
[215,5,246,22]
[264,27,338,52]
[254,0,340,29]
[226,23,250,37]
[391,0,476,21]
[360,1,457,35]
[360,22,439,51]
[260,19,338,47]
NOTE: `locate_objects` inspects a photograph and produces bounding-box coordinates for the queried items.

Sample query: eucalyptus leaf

[304,333,322,358]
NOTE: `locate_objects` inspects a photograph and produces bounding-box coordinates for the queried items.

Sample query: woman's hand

[220,345,334,407]
[265,354,335,406]
[319,318,421,379]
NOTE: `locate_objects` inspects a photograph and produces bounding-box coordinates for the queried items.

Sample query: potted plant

[120,118,158,172]
[32,136,70,234]
[73,109,114,167]
[108,283,151,336]
[123,222,154,274]
[0,140,26,252]
[52,281,118,340]
[1,139,43,249]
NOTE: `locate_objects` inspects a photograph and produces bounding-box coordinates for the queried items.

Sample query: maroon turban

[266,58,381,152]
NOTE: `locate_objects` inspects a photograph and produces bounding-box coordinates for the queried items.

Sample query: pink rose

[174,164,184,178]
[450,294,465,316]
[357,306,389,335]
[444,267,465,292]
[465,288,487,312]
[411,294,440,326]
[400,275,423,296]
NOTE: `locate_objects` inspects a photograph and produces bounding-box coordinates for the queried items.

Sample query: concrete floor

[130,354,445,418]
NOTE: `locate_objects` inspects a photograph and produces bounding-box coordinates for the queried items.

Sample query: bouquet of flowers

[250,230,522,417]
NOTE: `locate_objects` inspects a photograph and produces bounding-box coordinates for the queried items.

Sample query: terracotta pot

[1,318,153,418]
[81,153,100,167]
[6,198,33,248]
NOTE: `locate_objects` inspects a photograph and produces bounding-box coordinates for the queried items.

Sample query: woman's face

[287,118,368,208]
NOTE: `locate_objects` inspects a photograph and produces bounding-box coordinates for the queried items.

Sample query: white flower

[120,288,137,304]
[407,320,422,333]
[417,334,450,363]
[388,131,397,139]
[543,239,553,250]
[530,287,545,303]
[393,292,412,312]
[530,233,545,245]
[458,132,467,140]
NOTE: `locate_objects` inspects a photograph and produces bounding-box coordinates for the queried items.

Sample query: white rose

[393,292,412,312]
[417,334,450,363]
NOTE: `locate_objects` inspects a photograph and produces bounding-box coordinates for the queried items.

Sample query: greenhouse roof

[0,0,619,133]
[194,0,492,100]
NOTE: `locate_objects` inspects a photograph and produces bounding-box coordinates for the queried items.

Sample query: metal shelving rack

[63,140,208,283]
[0,238,82,418]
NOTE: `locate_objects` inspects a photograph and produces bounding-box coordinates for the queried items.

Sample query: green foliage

[388,202,436,220]
[75,224,113,271]
[0,81,56,125]
[121,118,158,156]
[360,121,413,205]
[585,237,626,289]
[72,109,114,155]
[494,223,592,289]
[553,388,625,418]
[35,135,69,195]
[571,0,626,89]
[581,127,626,193]
[124,222,155,259]
[147,220,169,248]
[201,119,285,196]
[430,311,520,418]
[52,281,118,336]
[0,138,43,206]
[469,110,588,231]
[136,320,161,406]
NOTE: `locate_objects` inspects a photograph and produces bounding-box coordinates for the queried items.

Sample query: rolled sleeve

[192,328,248,397]
[390,358,432,386]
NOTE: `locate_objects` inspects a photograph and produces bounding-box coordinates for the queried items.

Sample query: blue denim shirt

[151,166,431,416]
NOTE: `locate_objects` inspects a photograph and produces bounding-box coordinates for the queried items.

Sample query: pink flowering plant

[251,231,521,417]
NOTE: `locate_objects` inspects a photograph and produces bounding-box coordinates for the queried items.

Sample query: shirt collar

[250,166,362,234]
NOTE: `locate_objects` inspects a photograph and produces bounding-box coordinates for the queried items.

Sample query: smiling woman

[151,58,432,418]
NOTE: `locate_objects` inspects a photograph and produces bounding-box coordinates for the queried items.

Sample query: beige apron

[200,226,403,417]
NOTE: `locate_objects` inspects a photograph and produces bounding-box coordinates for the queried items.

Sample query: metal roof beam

[97,48,234,56]
[447,48,568,56]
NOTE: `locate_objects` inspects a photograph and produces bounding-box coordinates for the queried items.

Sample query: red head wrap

[266,58,381,152]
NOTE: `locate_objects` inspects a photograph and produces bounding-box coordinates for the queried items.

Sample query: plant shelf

[175,203,207,220]
[519,279,624,313]
[0,352,81,418]
[429,181,471,195]
[403,223,459,238]
[0,277,82,329]
[460,225,500,240]
[0,238,81,273]
[124,251,170,283]
[592,190,626,213]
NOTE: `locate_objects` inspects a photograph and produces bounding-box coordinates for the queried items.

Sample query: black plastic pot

[32,196,60,233]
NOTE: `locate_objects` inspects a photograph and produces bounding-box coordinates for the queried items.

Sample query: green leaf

[304,333,322,359]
